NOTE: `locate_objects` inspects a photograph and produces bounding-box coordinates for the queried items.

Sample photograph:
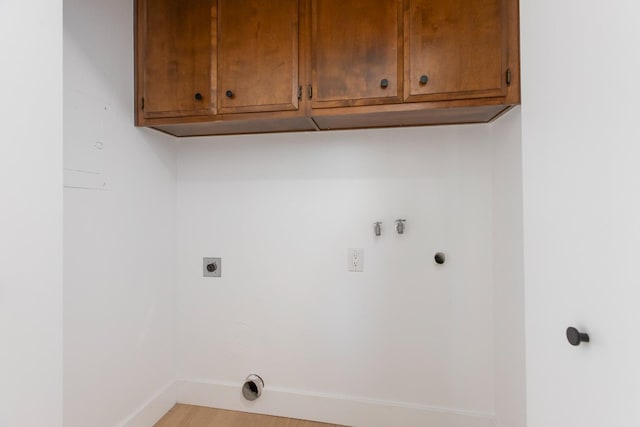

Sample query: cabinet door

[311,0,403,108]
[140,0,214,118]
[218,0,299,114]
[405,0,507,102]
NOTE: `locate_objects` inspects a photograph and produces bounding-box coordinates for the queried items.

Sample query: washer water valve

[373,221,383,237]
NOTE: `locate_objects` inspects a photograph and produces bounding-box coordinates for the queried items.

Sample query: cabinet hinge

[141,97,145,110]
[308,85,313,100]
[298,86,302,101]
[506,68,512,87]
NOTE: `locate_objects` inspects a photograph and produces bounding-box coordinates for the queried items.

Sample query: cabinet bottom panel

[144,104,514,137]
[151,116,318,137]
[312,104,510,131]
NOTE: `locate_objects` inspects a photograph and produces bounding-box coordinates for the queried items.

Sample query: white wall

[0,1,63,426]
[61,2,528,425]
[63,0,177,426]
[175,126,498,426]
[490,109,526,427]
[521,0,640,425]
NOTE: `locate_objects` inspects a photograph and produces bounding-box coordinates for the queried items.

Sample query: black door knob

[566,327,590,346]
[225,90,234,98]
[206,262,217,273]
[380,79,389,89]
[194,93,203,101]
[420,75,429,85]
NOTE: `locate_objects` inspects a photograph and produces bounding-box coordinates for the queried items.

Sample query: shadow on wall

[178,124,494,181]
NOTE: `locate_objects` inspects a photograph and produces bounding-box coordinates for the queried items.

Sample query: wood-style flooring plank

[155,404,347,427]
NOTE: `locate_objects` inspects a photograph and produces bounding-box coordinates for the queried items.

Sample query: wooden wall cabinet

[218,0,300,114]
[137,0,215,119]
[135,0,520,137]
[404,0,507,102]
[311,0,403,108]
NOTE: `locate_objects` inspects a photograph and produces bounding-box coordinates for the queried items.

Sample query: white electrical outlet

[348,248,364,272]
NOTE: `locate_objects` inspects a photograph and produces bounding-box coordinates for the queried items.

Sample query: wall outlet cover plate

[348,248,364,272]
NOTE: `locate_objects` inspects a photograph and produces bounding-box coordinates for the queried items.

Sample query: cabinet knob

[225,90,234,98]
[566,327,590,346]
[380,79,389,89]
[194,93,203,101]
[420,75,429,85]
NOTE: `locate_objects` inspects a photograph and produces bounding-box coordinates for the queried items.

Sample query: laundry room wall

[0,1,63,426]
[63,0,177,425]
[174,124,502,426]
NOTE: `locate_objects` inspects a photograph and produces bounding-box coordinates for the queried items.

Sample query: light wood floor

[155,404,347,427]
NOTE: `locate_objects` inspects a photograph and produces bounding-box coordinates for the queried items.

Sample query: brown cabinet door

[140,0,214,118]
[311,0,403,108]
[405,0,507,102]
[218,0,299,114]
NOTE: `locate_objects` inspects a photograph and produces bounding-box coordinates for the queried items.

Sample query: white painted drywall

[63,0,177,425]
[0,1,63,426]
[175,126,498,423]
[521,0,640,425]
[490,108,526,427]
[61,2,529,425]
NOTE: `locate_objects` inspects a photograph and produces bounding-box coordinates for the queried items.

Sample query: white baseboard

[117,381,177,427]
[176,379,495,427]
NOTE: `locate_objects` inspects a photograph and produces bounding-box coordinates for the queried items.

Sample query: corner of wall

[489,107,527,427]
[117,382,177,427]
